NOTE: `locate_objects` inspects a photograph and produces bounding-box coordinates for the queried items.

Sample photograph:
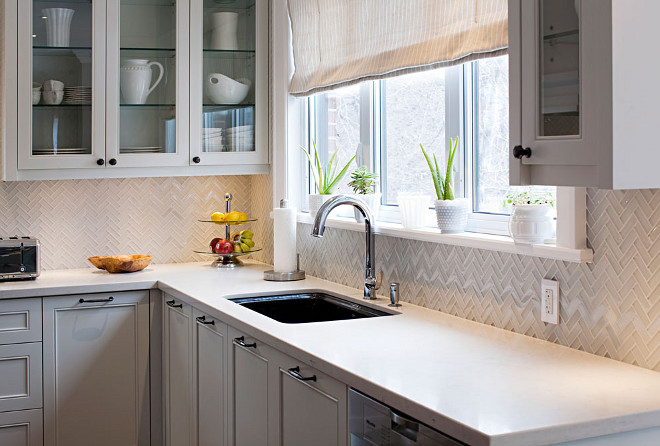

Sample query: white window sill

[296,213,593,264]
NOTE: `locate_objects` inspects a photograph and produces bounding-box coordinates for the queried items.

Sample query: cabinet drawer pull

[196,315,215,325]
[79,296,114,304]
[233,336,256,348]
[288,366,317,382]
[166,300,183,308]
[512,145,532,159]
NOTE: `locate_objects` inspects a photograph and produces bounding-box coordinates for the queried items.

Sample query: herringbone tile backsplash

[297,188,660,372]
[0,175,267,270]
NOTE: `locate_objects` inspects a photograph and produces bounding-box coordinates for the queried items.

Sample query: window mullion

[358,82,373,169]
[445,66,465,198]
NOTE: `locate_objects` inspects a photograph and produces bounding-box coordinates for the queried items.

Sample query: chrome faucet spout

[311,195,381,299]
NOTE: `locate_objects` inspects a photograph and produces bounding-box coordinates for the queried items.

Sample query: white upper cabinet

[1,0,269,181]
[509,0,660,189]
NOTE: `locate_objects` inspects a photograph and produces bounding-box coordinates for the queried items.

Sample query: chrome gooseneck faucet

[311,195,382,299]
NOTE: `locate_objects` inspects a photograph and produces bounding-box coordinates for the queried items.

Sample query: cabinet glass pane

[119,0,176,155]
[539,0,580,137]
[201,0,255,153]
[32,1,93,156]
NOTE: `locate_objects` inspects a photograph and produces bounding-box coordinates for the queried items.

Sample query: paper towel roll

[273,206,297,273]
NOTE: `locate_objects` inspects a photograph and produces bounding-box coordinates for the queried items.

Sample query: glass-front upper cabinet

[105,0,189,167]
[189,0,267,166]
[513,0,609,181]
[17,0,106,170]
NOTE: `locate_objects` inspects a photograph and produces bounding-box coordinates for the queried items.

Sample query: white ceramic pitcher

[120,59,164,105]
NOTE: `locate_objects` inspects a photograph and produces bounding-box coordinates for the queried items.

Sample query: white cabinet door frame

[189,0,269,167]
[105,0,190,168]
[16,0,107,171]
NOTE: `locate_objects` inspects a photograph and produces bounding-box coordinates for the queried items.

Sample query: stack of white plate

[225,125,254,152]
[63,86,92,105]
[121,147,163,154]
[33,147,88,156]
[202,127,224,152]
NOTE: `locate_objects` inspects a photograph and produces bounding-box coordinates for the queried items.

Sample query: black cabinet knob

[96,158,105,166]
[192,156,201,164]
[513,145,532,159]
[108,158,117,166]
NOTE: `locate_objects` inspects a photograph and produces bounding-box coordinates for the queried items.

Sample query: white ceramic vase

[211,12,239,50]
[42,8,74,47]
[120,59,164,105]
[308,194,334,219]
[508,204,554,244]
[434,198,469,234]
[353,193,381,223]
[397,194,431,229]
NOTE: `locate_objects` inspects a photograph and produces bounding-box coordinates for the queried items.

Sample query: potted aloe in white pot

[421,137,468,233]
[505,189,555,244]
[348,166,380,223]
[301,140,356,218]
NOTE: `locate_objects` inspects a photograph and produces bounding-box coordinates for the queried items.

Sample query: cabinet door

[0,409,43,446]
[42,291,150,446]
[105,0,189,168]
[163,295,193,446]
[510,0,612,186]
[0,298,42,345]
[228,327,270,446]
[277,356,347,446]
[189,0,268,167]
[0,343,43,413]
[193,311,228,446]
[17,0,106,170]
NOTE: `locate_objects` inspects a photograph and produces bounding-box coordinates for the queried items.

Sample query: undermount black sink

[229,292,394,324]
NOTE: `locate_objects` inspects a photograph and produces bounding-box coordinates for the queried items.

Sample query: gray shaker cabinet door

[163,295,193,446]
[228,327,270,446]
[0,409,43,446]
[43,291,150,446]
[193,311,228,446]
[0,342,42,413]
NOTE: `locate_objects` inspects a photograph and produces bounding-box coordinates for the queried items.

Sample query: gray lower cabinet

[0,408,43,446]
[163,295,193,446]
[228,327,270,446]
[42,290,150,446]
[0,342,43,413]
[193,311,228,446]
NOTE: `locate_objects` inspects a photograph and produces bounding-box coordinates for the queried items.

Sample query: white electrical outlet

[541,278,559,324]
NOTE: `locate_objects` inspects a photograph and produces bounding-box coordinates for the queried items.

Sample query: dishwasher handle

[391,410,419,443]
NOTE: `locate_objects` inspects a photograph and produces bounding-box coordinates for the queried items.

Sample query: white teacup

[43,80,64,91]
[32,82,42,90]
[32,89,41,105]
[42,89,64,105]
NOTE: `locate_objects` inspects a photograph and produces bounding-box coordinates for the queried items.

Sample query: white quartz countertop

[3,261,660,446]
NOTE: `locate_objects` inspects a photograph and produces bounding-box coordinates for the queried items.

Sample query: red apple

[209,237,222,250]
[214,239,234,254]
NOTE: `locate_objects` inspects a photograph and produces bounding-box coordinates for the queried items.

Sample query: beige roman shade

[287,0,508,97]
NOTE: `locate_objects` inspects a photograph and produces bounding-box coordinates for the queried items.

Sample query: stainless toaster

[0,237,40,281]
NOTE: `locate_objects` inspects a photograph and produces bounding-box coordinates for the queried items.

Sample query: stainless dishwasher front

[349,389,466,446]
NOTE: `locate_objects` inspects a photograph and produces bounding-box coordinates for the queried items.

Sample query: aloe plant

[348,166,378,195]
[420,137,459,201]
[300,140,356,195]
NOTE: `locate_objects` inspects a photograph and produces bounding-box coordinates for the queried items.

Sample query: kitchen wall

[0,175,269,270]
[296,188,660,373]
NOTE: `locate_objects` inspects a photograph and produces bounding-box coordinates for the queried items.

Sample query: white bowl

[205,73,250,104]
[32,89,41,105]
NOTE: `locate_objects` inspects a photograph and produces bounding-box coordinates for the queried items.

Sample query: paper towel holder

[263,254,306,281]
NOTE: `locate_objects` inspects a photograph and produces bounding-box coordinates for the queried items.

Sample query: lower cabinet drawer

[0,298,42,345]
[0,343,43,413]
[0,408,43,446]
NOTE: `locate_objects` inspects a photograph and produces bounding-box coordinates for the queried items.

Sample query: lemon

[211,212,225,222]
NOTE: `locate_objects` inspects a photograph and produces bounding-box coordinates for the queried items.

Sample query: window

[304,55,556,236]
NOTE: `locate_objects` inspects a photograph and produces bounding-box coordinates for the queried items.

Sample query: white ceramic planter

[508,204,554,244]
[353,193,381,223]
[308,194,334,219]
[434,198,469,234]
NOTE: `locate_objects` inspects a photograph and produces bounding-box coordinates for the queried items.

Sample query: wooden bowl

[88,255,152,273]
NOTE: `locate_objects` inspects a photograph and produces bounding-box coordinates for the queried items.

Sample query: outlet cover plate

[541,278,559,324]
